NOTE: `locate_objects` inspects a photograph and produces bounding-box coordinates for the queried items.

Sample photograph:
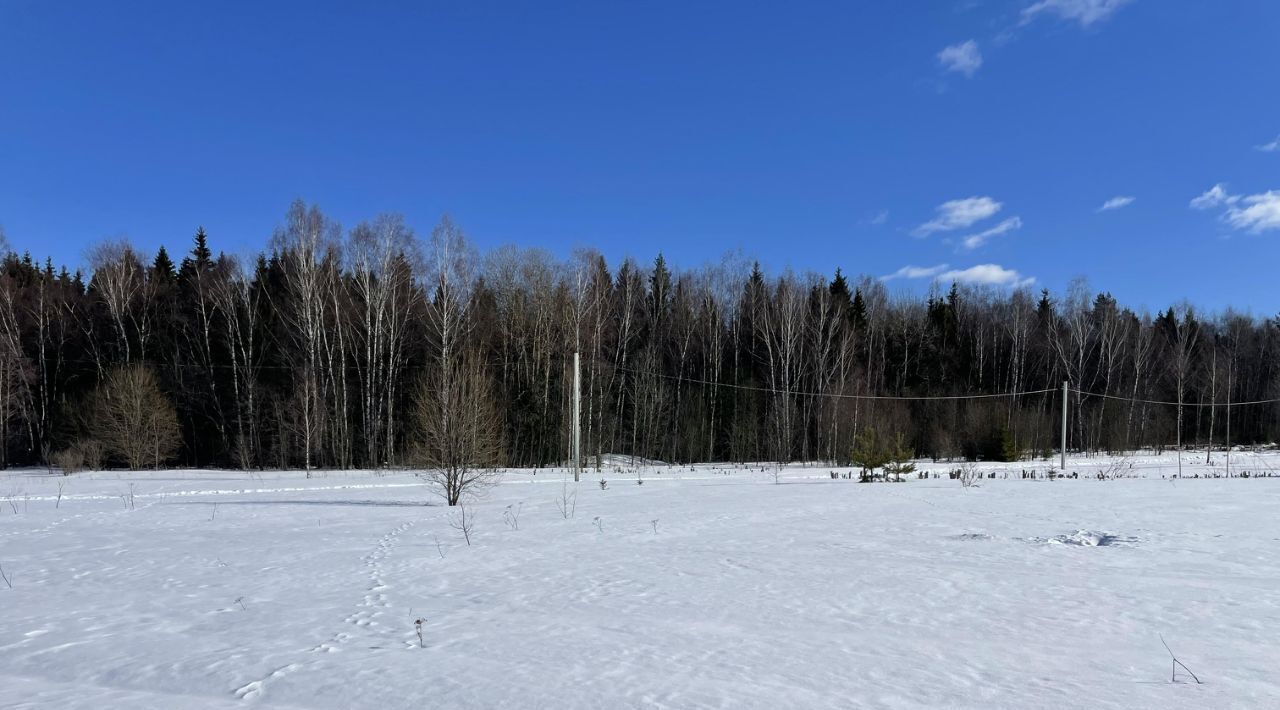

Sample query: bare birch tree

[1164,304,1200,477]
[271,201,340,473]
[348,214,419,468]
[210,255,266,468]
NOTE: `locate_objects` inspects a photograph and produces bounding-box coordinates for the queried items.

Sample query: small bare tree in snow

[1097,454,1132,481]
[503,502,522,530]
[555,479,578,519]
[449,505,475,546]
[411,354,503,506]
[412,216,500,506]
[89,365,181,469]
[958,462,983,488]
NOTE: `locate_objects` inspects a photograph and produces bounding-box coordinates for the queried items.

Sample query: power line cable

[612,365,1056,402]
[1069,388,1280,408]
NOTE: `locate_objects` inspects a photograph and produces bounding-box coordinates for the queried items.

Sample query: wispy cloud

[882,264,950,281]
[1190,183,1280,233]
[869,210,889,225]
[1256,135,1280,153]
[938,40,982,77]
[1225,192,1280,233]
[1098,195,1135,212]
[937,264,1036,288]
[1190,183,1239,210]
[882,262,1034,288]
[1021,0,1133,27]
[960,216,1023,250]
[914,196,1003,236]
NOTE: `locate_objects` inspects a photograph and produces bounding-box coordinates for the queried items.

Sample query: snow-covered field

[3,452,1280,709]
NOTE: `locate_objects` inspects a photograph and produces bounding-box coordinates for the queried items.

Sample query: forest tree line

[1,199,1278,470]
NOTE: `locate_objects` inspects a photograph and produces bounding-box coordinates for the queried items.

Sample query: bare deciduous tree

[89,365,181,469]
[348,214,419,468]
[271,201,341,474]
[210,255,265,469]
[1164,305,1200,478]
[412,354,503,506]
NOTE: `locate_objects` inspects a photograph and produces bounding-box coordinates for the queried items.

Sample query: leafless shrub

[449,505,474,546]
[433,533,446,559]
[503,502,522,531]
[593,515,604,533]
[555,480,577,519]
[958,462,983,488]
[51,440,103,474]
[414,618,426,648]
[80,440,104,471]
[1098,455,1133,481]
[89,366,181,469]
[0,562,11,589]
[51,446,84,474]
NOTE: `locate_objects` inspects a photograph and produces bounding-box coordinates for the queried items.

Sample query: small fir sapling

[850,427,890,482]
[882,433,916,483]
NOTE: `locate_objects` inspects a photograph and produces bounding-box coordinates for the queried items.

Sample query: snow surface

[3,452,1280,709]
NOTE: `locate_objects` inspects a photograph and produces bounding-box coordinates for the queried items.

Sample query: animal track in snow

[230,520,415,700]
[233,663,301,699]
[340,520,414,638]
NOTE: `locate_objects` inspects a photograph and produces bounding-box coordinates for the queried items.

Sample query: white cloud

[1190,184,1280,234]
[882,264,949,281]
[914,196,1003,236]
[1098,195,1135,211]
[869,210,889,225]
[1190,183,1239,210]
[1256,136,1280,153]
[937,264,1036,288]
[1021,0,1132,27]
[1224,191,1280,234]
[960,216,1023,250]
[938,40,982,77]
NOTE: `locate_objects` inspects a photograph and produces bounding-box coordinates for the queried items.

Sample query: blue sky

[2,1,1277,313]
